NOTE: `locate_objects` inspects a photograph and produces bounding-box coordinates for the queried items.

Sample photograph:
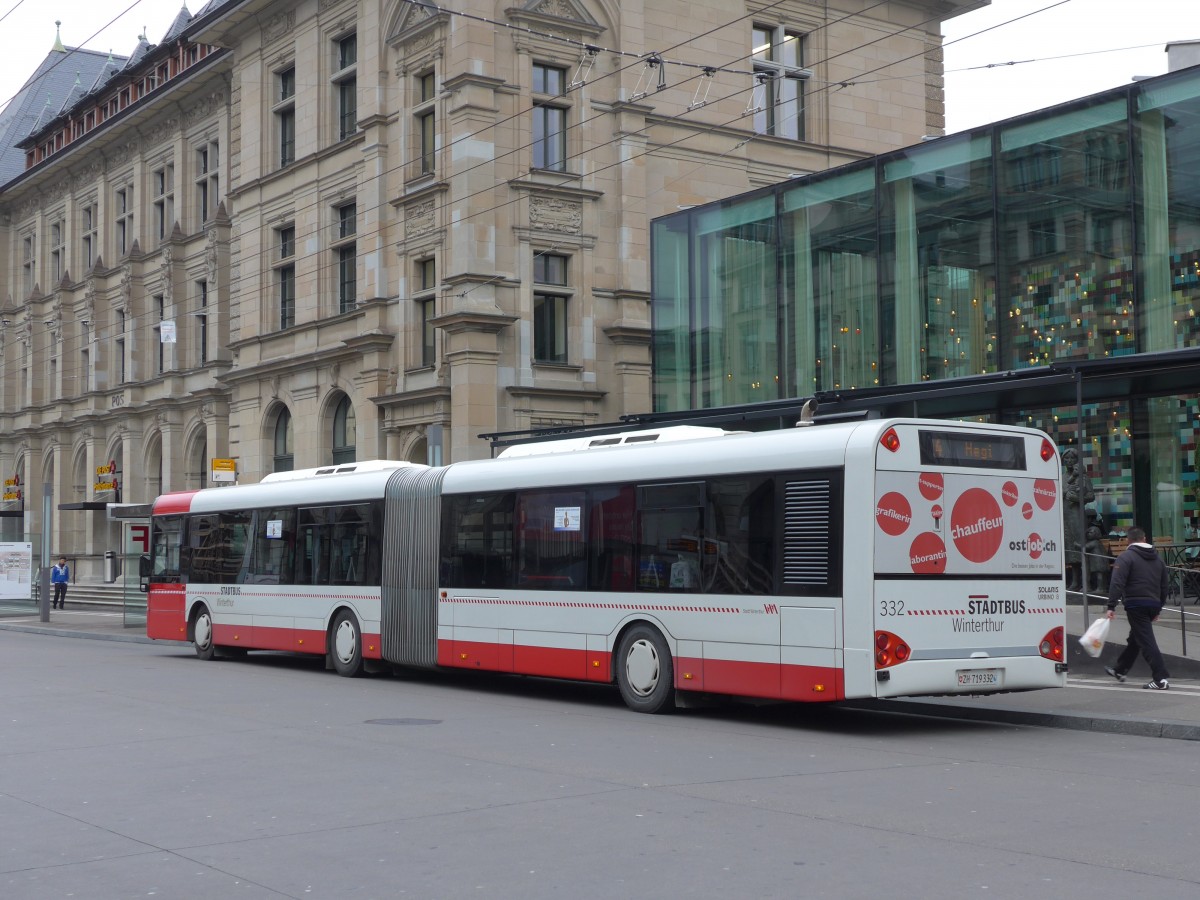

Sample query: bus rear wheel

[193,606,216,661]
[616,624,674,714]
[330,610,364,677]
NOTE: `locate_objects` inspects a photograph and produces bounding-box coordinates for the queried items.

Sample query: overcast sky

[942,0,1184,133]
[0,0,1186,143]
[0,0,187,112]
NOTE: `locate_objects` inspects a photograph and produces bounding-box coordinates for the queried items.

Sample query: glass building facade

[651,65,1200,544]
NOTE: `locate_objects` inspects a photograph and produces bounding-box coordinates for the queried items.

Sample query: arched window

[332,395,356,464]
[189,434,208,490]
[273,408,294,472]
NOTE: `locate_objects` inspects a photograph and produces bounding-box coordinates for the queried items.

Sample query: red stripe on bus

[443,639,610,682]
[146,590,187,640]
[683,656,845,702]
[153,491,199,515]
[440,640,843,700]
[196,623,385,659]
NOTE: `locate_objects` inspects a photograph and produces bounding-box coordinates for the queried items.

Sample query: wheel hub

[334,620,357,663]
[195,615,212,649]
[625,639,660,696]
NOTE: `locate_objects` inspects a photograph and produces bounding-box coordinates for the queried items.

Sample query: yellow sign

[211,458,237,484]
[94,480,117,493]
[2,491,20,502]
[96,461,116,476]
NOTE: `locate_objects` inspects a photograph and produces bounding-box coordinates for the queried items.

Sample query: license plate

[957,668,1002,687]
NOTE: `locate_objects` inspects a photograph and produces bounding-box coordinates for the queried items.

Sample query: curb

[839,698,1200,742]
[0,622,186,646]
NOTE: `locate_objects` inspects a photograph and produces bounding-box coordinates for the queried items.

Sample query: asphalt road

[3,630,1200,899]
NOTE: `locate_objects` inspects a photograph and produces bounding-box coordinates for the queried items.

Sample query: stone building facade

[0,0,982,577]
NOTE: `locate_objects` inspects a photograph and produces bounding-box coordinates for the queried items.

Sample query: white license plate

[957,668,1003,687]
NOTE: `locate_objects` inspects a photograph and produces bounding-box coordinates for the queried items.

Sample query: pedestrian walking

[50,556,70,610]
[1103,526,1170,689]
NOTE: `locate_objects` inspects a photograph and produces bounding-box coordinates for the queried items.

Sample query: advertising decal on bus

[874,472,1061,576]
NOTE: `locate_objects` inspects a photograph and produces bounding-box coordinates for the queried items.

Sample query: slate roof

[0,3,211,189]
[0,45,119,187]
[163,5,196,43]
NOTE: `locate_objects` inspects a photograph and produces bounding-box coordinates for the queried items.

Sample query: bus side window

[188,511,252,584]
[189,514,221,583]
[293,504,379,587]
[354,501,383,587]
[296,524,318,585]
[248,508,297,584]
[589,486,635,591]
[298,507,328,585]
[442,493,515,589]
[225,512,253,584]
[636,482,704,593]
[330,518,366,585]
[706,476,775,595]
[516,490,587,590]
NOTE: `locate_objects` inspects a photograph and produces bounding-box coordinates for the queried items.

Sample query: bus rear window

[918,430,1025,470]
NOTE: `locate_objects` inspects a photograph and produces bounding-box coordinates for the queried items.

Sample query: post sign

[0,542,33,602]
[211,458,237,484]
[94,460,119,494]
[2,473,20,504]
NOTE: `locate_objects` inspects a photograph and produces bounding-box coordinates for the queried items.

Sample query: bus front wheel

[616,624,674,714]
[330,610,364,677]
[193,606,216,661]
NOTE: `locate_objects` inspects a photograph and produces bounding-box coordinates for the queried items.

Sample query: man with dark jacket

[1104,526,1170,689]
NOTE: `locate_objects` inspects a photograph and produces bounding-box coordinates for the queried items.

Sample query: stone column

[433,310,516,461]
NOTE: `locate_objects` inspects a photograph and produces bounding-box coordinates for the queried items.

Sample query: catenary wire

[3,0,1073,376]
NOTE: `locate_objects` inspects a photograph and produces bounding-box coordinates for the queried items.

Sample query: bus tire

[330,609,364,677]
[615,624,674,714]
[193,606,217,661]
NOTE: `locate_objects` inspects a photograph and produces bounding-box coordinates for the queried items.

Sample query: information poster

[0,542,34,602]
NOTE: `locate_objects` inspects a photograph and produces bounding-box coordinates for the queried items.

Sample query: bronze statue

[1083,525,1111,593]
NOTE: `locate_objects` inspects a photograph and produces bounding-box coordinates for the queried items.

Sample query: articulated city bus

[144,418,1067,712]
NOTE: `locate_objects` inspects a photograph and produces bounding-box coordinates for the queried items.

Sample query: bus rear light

[874,630,911,669]
[880,428,901,453]
[1039,626,1064,662]
[1040,438,1056,462]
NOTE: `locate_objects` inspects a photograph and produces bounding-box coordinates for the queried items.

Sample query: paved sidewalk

[4,602,1200,740]
[0,604,173,644]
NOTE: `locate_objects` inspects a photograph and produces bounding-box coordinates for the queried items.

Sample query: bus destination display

[918,430,1026,470]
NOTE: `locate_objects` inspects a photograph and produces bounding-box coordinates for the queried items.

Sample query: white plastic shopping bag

[1078,616,1110,658]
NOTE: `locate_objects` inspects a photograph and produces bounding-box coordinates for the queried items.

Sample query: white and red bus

[144,418,1067,712]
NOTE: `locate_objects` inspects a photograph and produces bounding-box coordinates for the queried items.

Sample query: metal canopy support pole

[1076,369,1090,627]
[40,483,51,623]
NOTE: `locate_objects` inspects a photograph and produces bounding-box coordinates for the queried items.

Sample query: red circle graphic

[876,492,913,536]
[1001,481,1019,507]
[1033,478,1057,511]
[1028,532,1044,560]
[910,532,947,574]
[918,473,944,501]
[1022,501,1034,520]
[950,488,1005,563]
